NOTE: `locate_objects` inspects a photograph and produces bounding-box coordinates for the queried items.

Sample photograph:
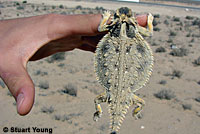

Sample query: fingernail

[17,93,24,112]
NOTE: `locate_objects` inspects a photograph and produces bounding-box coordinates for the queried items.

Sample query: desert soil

[0,0,200,134]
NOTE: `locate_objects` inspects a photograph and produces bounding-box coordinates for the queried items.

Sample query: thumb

[0,63,35,115]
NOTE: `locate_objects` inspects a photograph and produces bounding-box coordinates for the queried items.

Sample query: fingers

[80,33,106,49]
[47,14,102,41]
[30,13,148,60]
[78,44,96,52]
[0,62,35,115]
[136,14,148,27]
[57,13,148,36]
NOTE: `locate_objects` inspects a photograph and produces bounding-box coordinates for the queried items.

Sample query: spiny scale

[94,7,154,134]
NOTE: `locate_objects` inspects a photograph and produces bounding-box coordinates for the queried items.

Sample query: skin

[0,13,147,116]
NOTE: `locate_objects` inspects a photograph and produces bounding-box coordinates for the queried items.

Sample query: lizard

[93,7,154,134]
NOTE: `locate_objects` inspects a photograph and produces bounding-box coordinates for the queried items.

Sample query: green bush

[154,89,176,100]
[173,17,180,22]
[38,81,49,89]
[169,30,177,36]
[182,104,192,110]
[41,106,54,114]
[193,56,200,66]
[186,16,194,20]
[59,5,64,9]
[170,48,188,57]
[155,47,166,53]
[59,83,77,97]
[46,52,65,63]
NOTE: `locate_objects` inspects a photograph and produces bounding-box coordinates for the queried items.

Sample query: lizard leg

[132,94,145,120]
[130,13,154,37]
[98,10,112,32]
[147,13,154,34]
[93,92,107,121]
[98,11,118,32]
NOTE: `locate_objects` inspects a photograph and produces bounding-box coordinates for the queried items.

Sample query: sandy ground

[0,0,200,134]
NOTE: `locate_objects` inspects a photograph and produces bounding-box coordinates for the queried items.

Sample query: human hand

[0,13,148,115]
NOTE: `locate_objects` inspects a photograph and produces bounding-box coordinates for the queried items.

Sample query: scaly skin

[94,7,154,134]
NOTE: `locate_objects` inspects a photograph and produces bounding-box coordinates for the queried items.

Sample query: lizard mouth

[120,14,126,21]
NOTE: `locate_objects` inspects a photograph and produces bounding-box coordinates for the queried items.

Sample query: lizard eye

[127,9,132,17]
[114,13,119,19]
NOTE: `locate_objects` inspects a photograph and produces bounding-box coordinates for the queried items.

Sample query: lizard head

[115,7,132,21]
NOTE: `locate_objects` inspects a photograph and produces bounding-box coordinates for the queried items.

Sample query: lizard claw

[132,105,143,120]
[93,111,102,121]
[147,13,154,24]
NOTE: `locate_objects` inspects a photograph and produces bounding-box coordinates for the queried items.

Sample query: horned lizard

[94,7,154,134]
